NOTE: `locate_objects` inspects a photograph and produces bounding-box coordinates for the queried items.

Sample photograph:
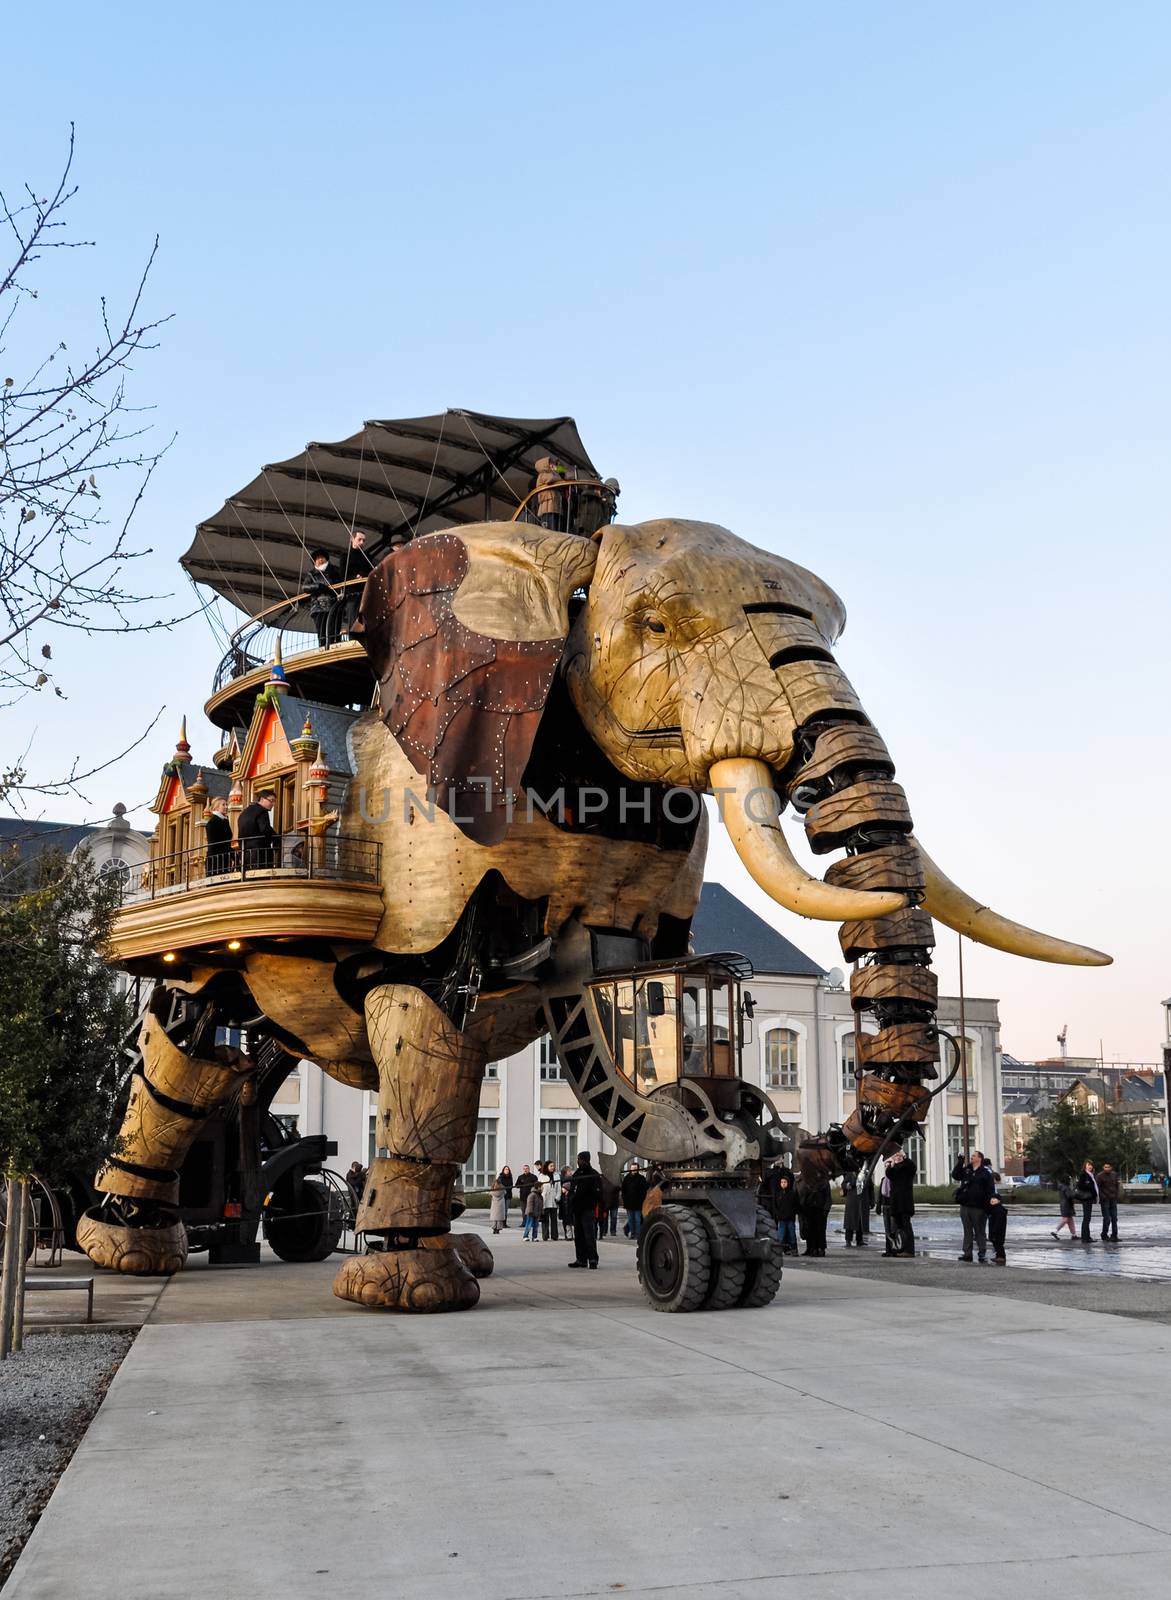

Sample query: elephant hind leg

[333,984,487,1313]
[79,996,250,1276]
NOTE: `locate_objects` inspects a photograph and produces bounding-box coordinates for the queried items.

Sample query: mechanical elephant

[82,516,1109,1311]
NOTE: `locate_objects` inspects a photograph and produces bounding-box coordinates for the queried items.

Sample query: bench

[23,1276,95,1323]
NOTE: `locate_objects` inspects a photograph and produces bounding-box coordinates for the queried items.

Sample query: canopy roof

[181,409,598,625]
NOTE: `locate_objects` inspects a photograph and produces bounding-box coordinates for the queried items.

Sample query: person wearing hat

[237,789,280,870]
[307,548,342,647]
[567,1150,602,1269]
[533,456,570,532]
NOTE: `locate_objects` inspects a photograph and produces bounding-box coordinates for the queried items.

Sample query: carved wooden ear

[355,525,597,844]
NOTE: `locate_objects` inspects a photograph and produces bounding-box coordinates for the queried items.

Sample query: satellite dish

[827,967,845,990]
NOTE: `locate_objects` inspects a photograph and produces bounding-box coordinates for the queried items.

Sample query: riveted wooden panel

[856,1024,940,1068]
[850,962,938,1010]
[826,843,925,894]
[789,724,893,789]
[839,908,935,961]
[804,780,913,853]
[780,661,866,728]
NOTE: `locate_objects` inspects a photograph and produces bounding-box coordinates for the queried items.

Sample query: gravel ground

[0,1331,133,1589]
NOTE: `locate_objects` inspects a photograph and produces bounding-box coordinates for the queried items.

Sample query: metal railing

[212,578,369,692]
[120,831,382,902]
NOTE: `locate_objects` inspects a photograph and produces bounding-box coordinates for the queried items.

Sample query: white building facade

[278,884,1004,1188]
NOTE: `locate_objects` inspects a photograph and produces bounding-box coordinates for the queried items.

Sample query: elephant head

[565,517,1109,966]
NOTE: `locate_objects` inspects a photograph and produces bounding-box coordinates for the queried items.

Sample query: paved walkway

[9,1218,1171,1599]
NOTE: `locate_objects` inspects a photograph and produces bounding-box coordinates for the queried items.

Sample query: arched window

[841,1031,858,1091]
[764,1028,799,1089]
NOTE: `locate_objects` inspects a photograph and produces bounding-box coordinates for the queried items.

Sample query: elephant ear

[355,524,598,844]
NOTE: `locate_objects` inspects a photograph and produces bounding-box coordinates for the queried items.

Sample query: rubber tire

[637,1204,712,1312]
[697,1205,748,1310]
[264,1182,343,1263]
[736,1206,784,1308]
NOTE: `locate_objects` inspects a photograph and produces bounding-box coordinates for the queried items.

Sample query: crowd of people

[487,1156,654,1268]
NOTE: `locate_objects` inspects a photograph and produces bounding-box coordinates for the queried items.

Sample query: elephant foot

[76,1209,188,1275]
[333,1239,480,1312]
[440,1231,494,1279]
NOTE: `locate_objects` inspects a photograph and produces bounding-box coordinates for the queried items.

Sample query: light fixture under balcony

[162,952,177,963]
[227,940,243,952]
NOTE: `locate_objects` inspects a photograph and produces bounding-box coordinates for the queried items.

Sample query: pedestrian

[620,1162,649,1238]
[773,1172,800,1254]
[882,1151,916,1257]
[345,1161,366,1202]
[952,1149,996,1263]
[1075,1159,1099,1242]
[857,1171,874,1241]
[496,1165,514,1226]
[559,1166,575,1240]
[203,795,233,877]
[489,1180,507,1235]
[540,1162,560,1241]
[842,1172,865,1247]
[236,788,280,870]
[336,528,376,636]
[797,1170,831,1257]
[567,1151,602,1269]
[988,1183,1008,1265]
[1051,1179,1078,1240]
[522,1183,541,1240]
[1097,1161,1120,1241]
[599,1172,620,1238]
[516,1163,539,1218]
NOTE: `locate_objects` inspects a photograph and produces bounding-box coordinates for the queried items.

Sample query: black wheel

[697,1205,747,1310]
[264,1182,343,1262]
[736,1206,784,1308]
[637,1204,712,1312]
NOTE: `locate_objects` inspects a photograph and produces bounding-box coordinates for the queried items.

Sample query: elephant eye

[638,615,667,635]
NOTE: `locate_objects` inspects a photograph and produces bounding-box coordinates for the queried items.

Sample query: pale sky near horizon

[4,2,1168,1061]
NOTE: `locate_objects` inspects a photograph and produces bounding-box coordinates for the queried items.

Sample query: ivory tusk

[710,757,908,922]
[913,837,1112,967]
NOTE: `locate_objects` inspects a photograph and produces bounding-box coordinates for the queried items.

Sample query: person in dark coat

[1075,1160,1099,1242]
[236,790,279,869]
[797,1172,831,1257]
[558,1166,574,1240]
[567,1151,602,1268]
[336,529,376,637]
[1051,1180,1077,1240]
[1097,1162,1120,1241]
[515,1164,539,1218]
[987,1174,1008,1264]
[621,1163,649,1238]
[203,795,233,877]
[952,1150,997,1262]
[882,1151,916,1257]
[841,1173,866,1247]
[307,548,343,648]
[773,1173,800,1253]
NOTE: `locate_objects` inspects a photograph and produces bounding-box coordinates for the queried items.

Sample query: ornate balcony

[108,832,384,967]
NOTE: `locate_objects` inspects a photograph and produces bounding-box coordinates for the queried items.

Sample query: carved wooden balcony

[108,832,384,965]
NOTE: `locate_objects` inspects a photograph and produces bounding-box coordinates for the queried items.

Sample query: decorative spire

[188,766,209,801]
[172,714,192,766]
[291,713,317,761]
[256,638,288,706]
[308,740,329,783]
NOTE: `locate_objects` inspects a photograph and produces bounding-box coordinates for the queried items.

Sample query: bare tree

[1,126,185,805]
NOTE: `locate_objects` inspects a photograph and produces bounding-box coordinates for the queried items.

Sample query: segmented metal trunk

[791,720,939,1166]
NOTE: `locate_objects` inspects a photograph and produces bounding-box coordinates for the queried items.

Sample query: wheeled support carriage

[542,935,786,1311]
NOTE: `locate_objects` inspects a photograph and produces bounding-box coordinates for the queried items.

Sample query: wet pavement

[842,1205,1171,1283]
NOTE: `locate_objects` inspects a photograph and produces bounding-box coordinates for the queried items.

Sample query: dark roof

[690,883,825,978]
[176,765,232,801]
[0,816,150,865]
[274,699,359,776]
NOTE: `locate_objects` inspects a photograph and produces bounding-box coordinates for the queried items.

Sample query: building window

[538,1034,563,1081]
[841,1032,858,1092]
[764,1027,799,1089]
[947,1122,979,1169]
[1087,1093,1100,1113]
[462,1117,499,1190]
[273,1113,299,1136]
[98,857,130,887]
[368,1111,377,1165]
[540,1117,582,1172]
[484,1062,499,1080]
[953,1036,977,1095]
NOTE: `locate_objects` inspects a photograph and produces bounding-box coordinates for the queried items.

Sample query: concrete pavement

[9,1218,1171,1599]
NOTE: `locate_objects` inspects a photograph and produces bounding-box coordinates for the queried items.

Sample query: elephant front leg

[77,997,251,1275]
[333,984,487,1313]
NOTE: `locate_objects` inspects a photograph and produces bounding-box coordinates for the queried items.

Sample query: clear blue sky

[5,1,1169,1059]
